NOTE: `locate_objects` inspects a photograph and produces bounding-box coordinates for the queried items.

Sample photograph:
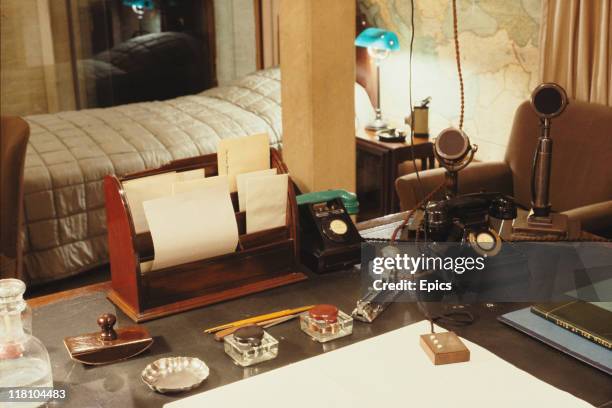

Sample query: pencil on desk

[204,305,313,334]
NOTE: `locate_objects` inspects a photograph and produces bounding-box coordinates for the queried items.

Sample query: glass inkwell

[224,324,278,367]
[0,278,53,404]
[300,304,353,343]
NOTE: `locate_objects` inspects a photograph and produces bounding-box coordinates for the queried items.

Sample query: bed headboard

[356,4,378,107]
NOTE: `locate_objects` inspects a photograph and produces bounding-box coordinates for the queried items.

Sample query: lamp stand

[366,63,389,130]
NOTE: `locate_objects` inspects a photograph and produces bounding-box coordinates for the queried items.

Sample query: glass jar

[224,324,278,367]
[0,279,52,408]
[300,304,353,343]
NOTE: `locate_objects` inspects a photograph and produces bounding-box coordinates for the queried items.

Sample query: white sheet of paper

[236,168,277,211]
[122,172,178,234]
[166,321,591,408]
[176,168,205,181]
[217,133,270,192]
[172,175,229,195]
[143,183,238,271]
[245,174,288,234]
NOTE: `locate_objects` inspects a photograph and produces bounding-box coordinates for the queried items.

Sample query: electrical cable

[433,310,475,326]
[452,0,465,129]
[391,0,467,242]
[390,179,445,241]
[408,0,425,203]
[419,1,475,331]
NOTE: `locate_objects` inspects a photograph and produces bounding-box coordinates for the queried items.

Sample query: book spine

[531,307,612,350]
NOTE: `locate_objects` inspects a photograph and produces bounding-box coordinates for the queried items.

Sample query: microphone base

[511,210,569,238]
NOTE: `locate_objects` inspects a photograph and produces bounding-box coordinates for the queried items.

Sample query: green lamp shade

[123,0,154,9]
[355,28,400,51]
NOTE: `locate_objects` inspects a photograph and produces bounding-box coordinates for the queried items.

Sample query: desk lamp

[355,28,400,130]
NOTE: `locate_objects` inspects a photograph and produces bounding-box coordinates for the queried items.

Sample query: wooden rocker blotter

[64,313,153,365]
[104,148,307,322]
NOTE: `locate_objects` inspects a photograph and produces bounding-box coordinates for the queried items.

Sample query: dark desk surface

[31,215,612,408]
[33,271,612,408]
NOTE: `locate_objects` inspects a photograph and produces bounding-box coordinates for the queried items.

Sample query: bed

[22,68,281,284]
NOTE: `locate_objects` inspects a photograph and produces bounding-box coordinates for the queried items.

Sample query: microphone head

[434,127,470,161]
[531,83,568,119]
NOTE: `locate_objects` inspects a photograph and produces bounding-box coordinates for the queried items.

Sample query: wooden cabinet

[356,129,434,221]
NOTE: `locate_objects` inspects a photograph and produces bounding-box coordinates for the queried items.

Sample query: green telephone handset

[296,189,362,274]
[296,189,359,215]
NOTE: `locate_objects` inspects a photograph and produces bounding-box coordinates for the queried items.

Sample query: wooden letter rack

[104,149,307,322]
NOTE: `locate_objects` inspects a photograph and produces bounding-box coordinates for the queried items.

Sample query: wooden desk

[356,128,434,220]
[27,214,611,407]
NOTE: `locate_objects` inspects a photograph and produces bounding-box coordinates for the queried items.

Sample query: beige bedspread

[22,69,281,284]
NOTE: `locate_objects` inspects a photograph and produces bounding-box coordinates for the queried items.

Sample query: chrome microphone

[530,83,568,218]
[433,127,478,197]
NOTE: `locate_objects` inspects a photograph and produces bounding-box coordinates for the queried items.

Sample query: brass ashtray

[141,357,209,393]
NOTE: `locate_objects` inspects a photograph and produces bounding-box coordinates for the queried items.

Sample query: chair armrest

[562,200,612,238]
[395,161,513,211]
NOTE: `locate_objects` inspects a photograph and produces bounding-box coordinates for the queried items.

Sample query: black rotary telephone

[424,192,517,256]
[297,190,363,273]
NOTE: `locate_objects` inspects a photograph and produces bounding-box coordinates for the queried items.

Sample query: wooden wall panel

[279,0,356,193]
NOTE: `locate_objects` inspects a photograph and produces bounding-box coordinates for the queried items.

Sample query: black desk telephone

[297,190,363,273]
[424,192,517,256]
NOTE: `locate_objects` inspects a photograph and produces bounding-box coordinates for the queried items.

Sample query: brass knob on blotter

[97,313,118,341]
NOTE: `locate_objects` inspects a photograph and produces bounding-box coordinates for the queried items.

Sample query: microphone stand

[532,117,553,218]
[439,146,477,199]
[512,117,569,237]
[444,169,459,198]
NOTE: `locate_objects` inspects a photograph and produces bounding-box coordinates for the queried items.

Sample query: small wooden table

[356,128,434,220]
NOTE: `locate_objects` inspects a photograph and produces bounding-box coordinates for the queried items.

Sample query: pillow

[355,82,375,129]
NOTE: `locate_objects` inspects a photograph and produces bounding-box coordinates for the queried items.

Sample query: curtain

[539,0,612,106]
[258,0,280,68]
[214,0,258,84]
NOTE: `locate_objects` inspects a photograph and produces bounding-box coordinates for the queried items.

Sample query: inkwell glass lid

[309,304,339,323]
[234,324,265,346]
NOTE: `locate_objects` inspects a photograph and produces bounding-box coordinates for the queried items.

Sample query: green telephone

[297,189,362,273]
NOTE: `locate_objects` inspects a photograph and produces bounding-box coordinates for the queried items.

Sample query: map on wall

[359,0,541,161]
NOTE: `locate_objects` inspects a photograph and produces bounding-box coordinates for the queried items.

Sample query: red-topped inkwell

[300,304,353,343]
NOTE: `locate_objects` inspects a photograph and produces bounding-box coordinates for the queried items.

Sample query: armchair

[395,100,612,238]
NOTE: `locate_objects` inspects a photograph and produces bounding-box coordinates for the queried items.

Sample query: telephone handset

[297,190,363,273]
[425,192,517,256]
